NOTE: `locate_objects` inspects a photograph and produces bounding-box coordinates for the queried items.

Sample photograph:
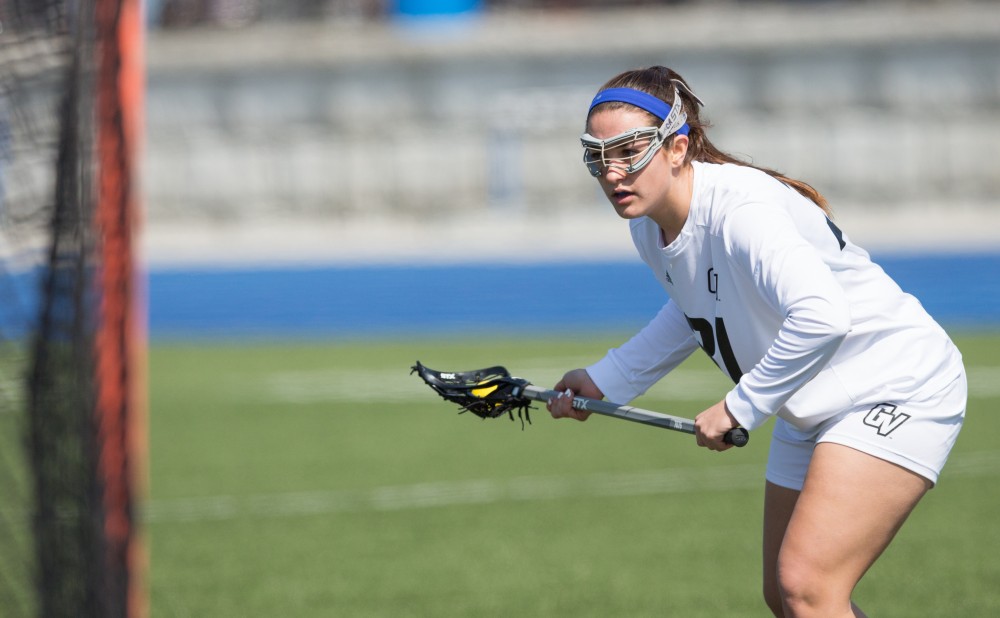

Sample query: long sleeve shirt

[587,161,963,434]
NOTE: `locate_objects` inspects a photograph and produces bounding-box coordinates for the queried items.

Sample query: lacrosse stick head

[411,362,533,425]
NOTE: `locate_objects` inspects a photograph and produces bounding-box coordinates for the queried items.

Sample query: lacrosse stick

[411,362,749,447]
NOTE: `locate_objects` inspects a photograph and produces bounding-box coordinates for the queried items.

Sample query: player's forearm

[587,301,698,404]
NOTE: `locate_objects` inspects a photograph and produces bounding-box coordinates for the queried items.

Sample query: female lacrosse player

[546,66,966,617]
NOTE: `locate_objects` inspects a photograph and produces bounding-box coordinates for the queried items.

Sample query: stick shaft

[520,385,695,433]
[518,384,750,447]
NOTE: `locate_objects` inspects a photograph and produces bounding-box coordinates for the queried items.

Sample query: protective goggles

[581,85,700,177]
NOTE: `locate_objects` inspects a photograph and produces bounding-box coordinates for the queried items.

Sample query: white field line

[965,367,1000,398]
[253,365,1000,406]
[143,464,765,524]
[142,450,1000,524]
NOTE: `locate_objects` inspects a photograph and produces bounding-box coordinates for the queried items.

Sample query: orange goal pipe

[95,0,147,615]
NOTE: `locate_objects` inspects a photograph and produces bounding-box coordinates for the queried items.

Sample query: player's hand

[694,399,739,451]
[547,369,603,421]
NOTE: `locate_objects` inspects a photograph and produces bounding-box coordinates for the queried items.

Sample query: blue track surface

[145,253,1000,339]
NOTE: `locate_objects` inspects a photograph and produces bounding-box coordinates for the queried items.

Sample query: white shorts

[766,371,967,491]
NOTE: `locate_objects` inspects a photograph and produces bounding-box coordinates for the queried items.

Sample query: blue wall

[147,253,1000,340]
[3,253,996,341]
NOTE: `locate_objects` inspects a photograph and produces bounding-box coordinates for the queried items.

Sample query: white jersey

[588,161,964,434]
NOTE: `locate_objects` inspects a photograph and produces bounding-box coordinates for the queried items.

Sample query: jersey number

[685,316,743,384]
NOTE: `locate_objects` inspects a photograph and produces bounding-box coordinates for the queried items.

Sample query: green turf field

[146,333,1000,617]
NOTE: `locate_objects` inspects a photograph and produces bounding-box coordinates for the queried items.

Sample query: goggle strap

[670,79,706,108]
[657,90,688,139]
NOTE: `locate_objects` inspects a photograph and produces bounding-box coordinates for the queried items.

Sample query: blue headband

[588,87,690,136]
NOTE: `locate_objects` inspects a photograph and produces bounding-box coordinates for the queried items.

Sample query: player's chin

[609,196,643,219]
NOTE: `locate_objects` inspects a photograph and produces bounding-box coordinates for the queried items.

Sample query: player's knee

[775,556,830,617]
[762,577,784,617]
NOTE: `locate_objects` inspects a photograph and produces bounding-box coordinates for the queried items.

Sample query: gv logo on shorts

[863,403,910,436]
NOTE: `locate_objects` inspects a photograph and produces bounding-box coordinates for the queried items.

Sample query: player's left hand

[694,399,740,451]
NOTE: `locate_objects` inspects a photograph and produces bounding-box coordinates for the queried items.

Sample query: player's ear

[666,134,689,167]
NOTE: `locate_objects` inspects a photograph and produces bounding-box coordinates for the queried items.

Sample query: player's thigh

[779,442,930,586]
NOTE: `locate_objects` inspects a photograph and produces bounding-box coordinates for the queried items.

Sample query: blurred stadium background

[2,1,999,616]
[143,0,1000,268]
[139,0,1000,339]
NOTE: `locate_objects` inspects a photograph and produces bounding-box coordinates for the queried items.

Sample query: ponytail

[684,115,831,214]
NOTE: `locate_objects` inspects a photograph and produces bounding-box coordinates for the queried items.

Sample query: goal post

[1,0,147,615]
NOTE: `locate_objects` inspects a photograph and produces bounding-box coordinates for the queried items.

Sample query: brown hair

[589,66,830,214]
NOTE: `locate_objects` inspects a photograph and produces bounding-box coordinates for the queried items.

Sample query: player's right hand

[547,369,604,421]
